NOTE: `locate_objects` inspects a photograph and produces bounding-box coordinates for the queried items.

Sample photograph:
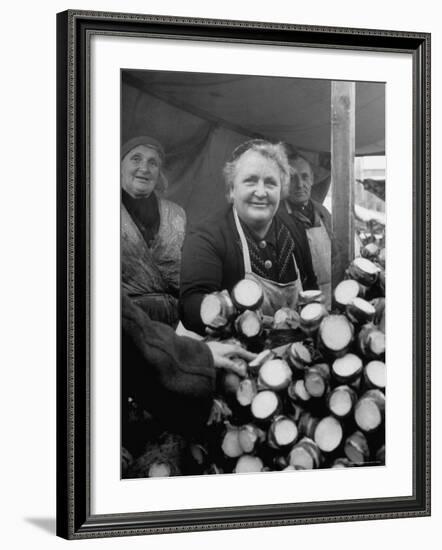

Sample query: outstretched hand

[206,341,256,376]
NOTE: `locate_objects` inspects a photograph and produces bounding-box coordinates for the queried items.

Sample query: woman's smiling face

[121,145,161,199]
[229,150,282,231]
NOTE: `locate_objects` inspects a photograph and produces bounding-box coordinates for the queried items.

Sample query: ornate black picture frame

[56,9,430,540]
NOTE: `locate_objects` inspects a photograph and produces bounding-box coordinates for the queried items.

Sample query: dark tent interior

[121,70,385,225]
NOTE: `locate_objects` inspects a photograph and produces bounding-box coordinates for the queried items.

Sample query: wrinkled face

[229,150,282,231]
[121,145,161,199]
[288,157,313,205]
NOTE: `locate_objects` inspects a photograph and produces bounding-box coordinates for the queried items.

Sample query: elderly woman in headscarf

[121,137,257,477]
[179,139,318,335]
[121,136,185,327]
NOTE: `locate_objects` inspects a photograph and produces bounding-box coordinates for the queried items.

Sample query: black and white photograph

[1,0,438,544]
[53,6,431,541]
[120,70,387,479]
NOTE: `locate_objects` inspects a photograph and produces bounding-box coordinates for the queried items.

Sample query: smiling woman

[179,139,318,335]
[121,135,186,327]
[225,143,288,237]
[122,145,161,199]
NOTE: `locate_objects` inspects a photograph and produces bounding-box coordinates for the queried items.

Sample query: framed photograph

[56,9,431,539]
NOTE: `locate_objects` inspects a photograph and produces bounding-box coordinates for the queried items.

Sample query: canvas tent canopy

[122,70,385,225]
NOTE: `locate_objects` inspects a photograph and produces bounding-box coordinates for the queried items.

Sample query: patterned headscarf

[121,136,165,162]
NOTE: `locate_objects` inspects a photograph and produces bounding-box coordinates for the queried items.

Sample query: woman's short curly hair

[223,139,291,201]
